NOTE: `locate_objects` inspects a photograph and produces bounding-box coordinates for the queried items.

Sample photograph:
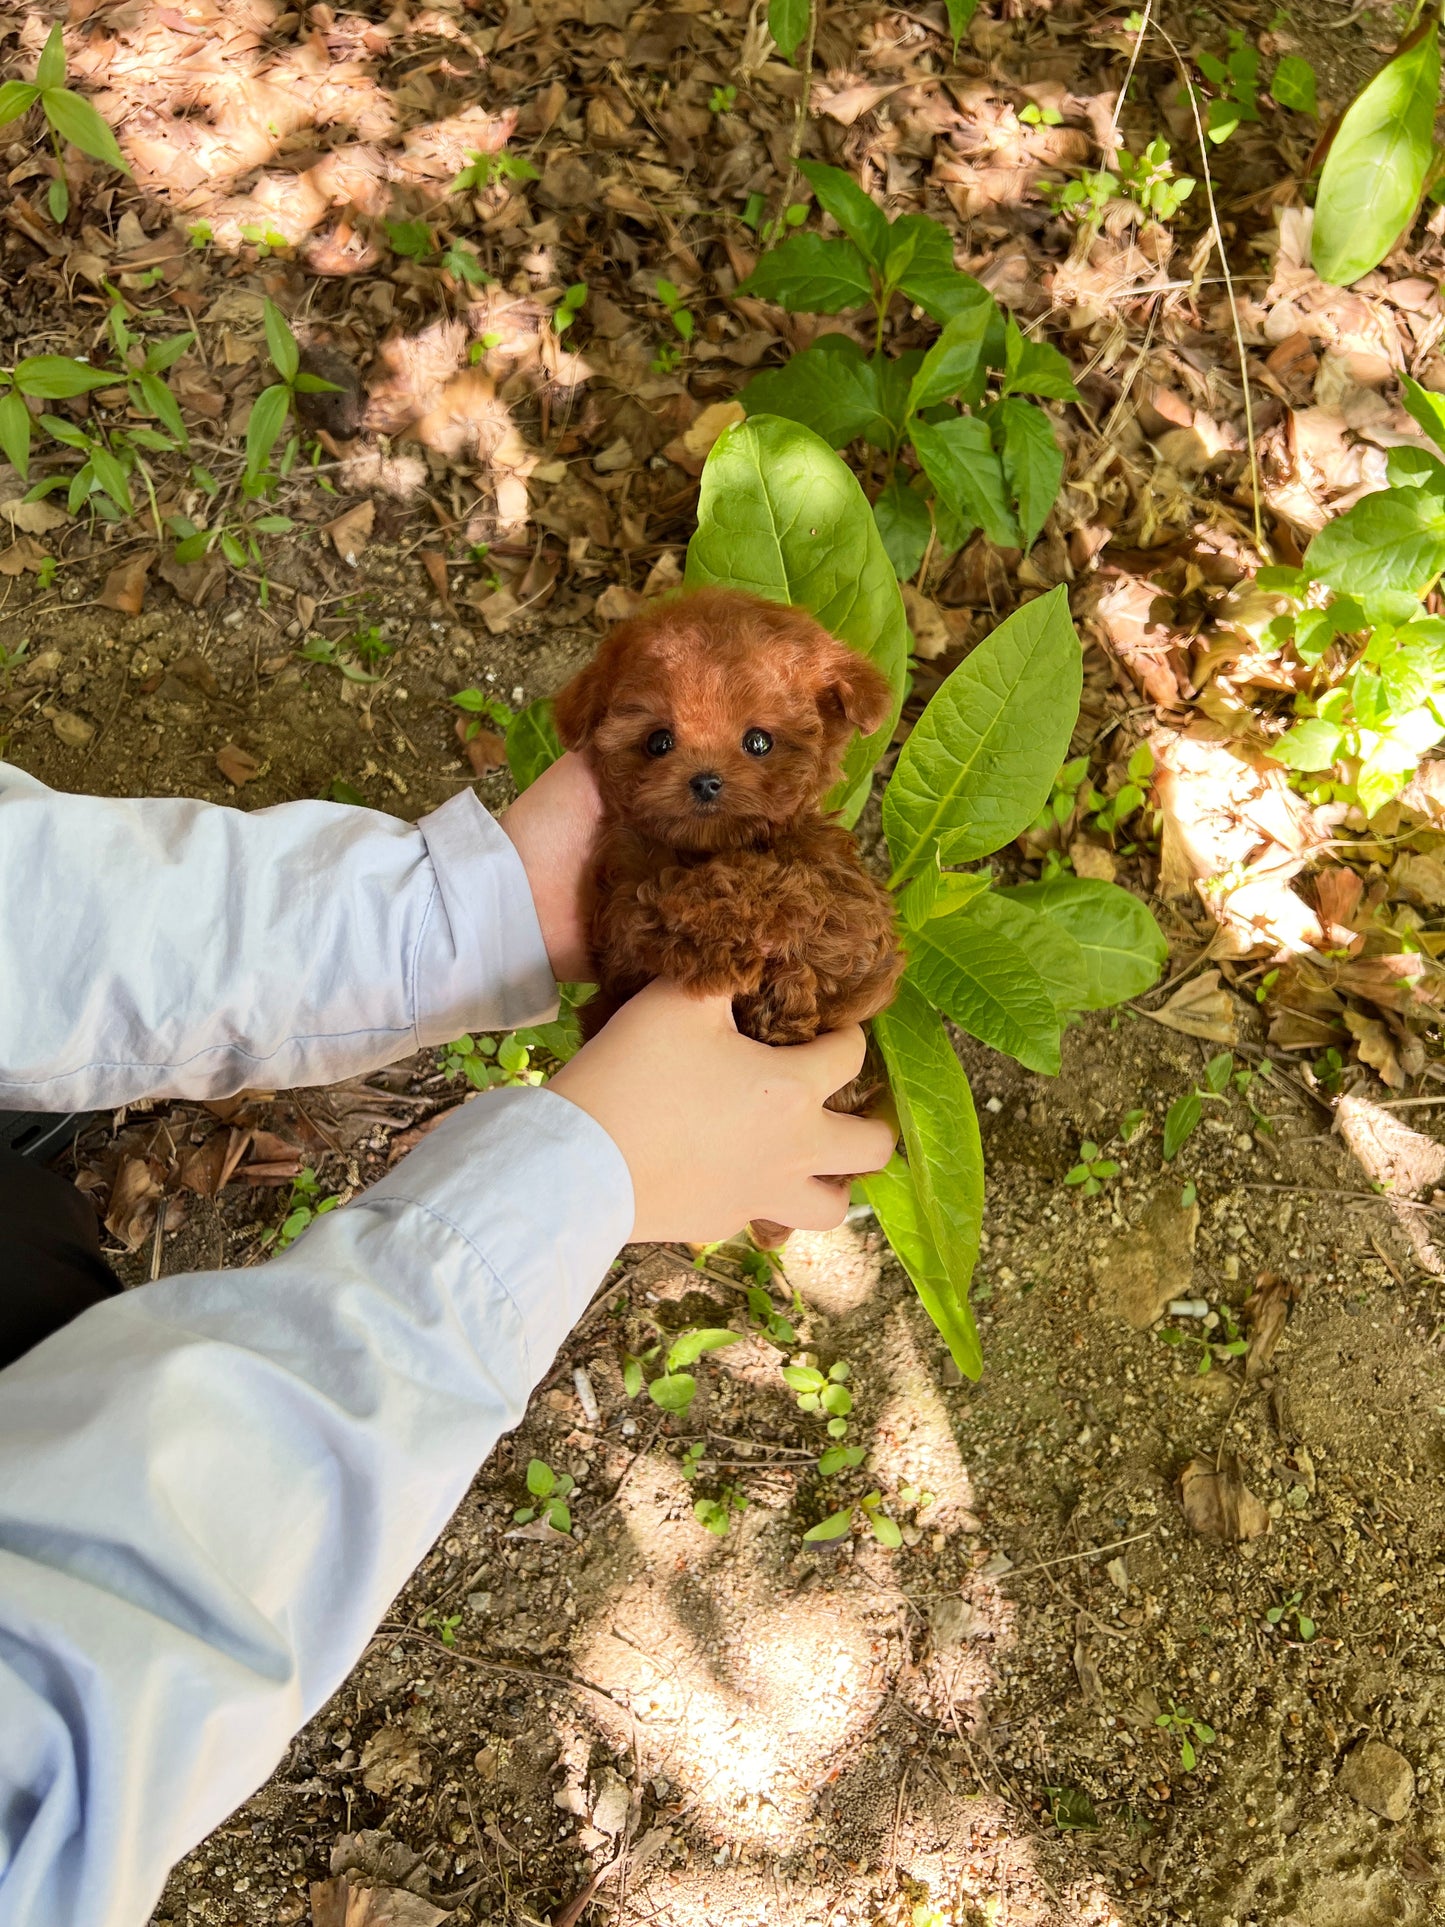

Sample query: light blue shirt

[0,763,633,1927]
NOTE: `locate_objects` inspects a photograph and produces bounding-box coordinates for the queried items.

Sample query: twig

[1110,0,1153,138]
[1152,20,1265,554]
[779,0,821,216]
[1235,1181,1445,1213]
[372,1624,624,1714]
[999,1528,1155,1580]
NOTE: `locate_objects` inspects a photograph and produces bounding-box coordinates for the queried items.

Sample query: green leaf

[13,355,113,398]
[768,0,810,64]
[526,1457,555,1497]
[1204,1050,1233,1094]
[783,1364,827,1393]
[904,904,1062,1073]
[943,0,979,54]
[245,382,291,479]
[882,213,953,291]
[505,696,564,792]
[950,887,1091,1016]
[742,338,890,450]
[1312,24,1439,286]
[35,24,66,89]
[802,1507,854,1543]
[906,294,996,412]
[43,86,130,174]
[622,1356,643,1399]
[1268,716,1345,770]
[685,414,908,820]
[1303,484,1445,595]
[1400,373,1445,456]
[89,444,132,515]
[667,1327,742,1370]
[866,1508,903,1548]
[898,862,991,927]
[883,584,1081,880]
[0,81,40,126]
[869,980,985,1378]
[262,298,300,385]
[647,1372,698,1413]
[137,370,188,448]
[874,473,932,580]
[1000,319,1079,400]
[0,390,31,479]
[1163,1090,1202,1159]
[47,174,68,225]
[902,262,997,330]
[1271,53,1317,114]
[996,876,1168,1008]
[735,233,873,314]
[990,396,1063,548]
[797,158,891,268]
[910,413,1020,550]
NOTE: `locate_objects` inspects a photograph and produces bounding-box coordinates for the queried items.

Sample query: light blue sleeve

[0,1086,634,1927]
[0,761,557,1108]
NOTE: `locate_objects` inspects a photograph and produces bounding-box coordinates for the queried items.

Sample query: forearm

[0,1085,632,1927]
[0,763,556,1108]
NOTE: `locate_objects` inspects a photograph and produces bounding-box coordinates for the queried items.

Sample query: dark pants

[0,1150,121,1371]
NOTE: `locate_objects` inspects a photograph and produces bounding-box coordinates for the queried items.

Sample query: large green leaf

[943,0,980,55]
[883,214,953,294]
[768,0,809,63]
[1000,319,1079,401]
[990,397,1063,549]
[244,382,291,478]
[262,297,300,385]
[909,413,1020,549]
[883,585,1081,881]
[956,887,1090,1014]
[1400,374,1445,456]
[742,339,889,449]
[0,81,39,126]
[506,696,563,791]
[736,234,872,314]
[873,472,931,580]
[685,414,908,819]
[904,902,1063,1072]
[867,980,984,1377]
[798,159,891,269]
[1304,483,1445,595]
[1311,24,1439,286]
[998,876,1167,1008]
[906,293,995,413]
[0,390,31,479]
[35,23,66,90]
[12,355,115,399]
[44,86,130,174]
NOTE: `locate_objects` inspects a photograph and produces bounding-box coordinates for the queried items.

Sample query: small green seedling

[1312,1046,1345,1094]
[1115,141,1195,221]
[709,83,738,112]
[513,1456,574,1531]
[451,148,538,194]
[624,1327,741,1414]
[1043,166,1118,227]
[1120,1107,1147,1142]
[1064,1140,1120,1198]
[1196,30,1261,143]
[819,1442,867,1476]
[744,1282,797,1347]
[1156,1701,1216,1771]
[239,223,289,258]
[1162,1049,1235,1159]
[679,1440,706,1482]
[1044,1786,1099,1830]
[328,777,367,806]
[1270,53,1317,116]
[1158,1301,1248,1375]
[553,282,588,340]
[346,624,393,668]
[783,1357,853,1437]
[264,1168,341,1251]
[385,217,435,261]
[739,193,808,246]
[451,688,514,742]
[422,1609,464,1647]
[443,241,489,286]
[1087,742,1156,838]
[1265,1589,1317,1640]
[440,1031,535,1091]
[1019,101,1063,125]
[0,638,29,688]
[694,1486,749,1536]
[898,1481,935,1513]
[241,299,341,494]
[0,22,131,223]
[859,1489,902,1547]
[299,634,383,684]
[187,221,213,249]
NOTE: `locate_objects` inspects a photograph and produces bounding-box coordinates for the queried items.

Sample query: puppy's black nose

[690,771,724,804]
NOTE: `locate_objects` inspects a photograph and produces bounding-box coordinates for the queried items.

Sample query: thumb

[631,979,740,1031]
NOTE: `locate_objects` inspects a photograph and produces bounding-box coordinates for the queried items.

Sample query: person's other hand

[549,980,896,1244]
[498,752,602,985]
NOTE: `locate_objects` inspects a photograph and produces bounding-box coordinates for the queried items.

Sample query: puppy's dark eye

[742,728,773,757]
[645,728,674,758]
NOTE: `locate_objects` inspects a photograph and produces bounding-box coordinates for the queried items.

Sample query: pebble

[1339,1739,1415,1821]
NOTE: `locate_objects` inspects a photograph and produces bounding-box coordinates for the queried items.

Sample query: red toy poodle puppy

[553,583,905,1066]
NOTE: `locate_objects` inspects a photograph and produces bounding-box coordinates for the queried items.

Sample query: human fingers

[788,1022,868,1097]
[781,1175,853,1233]
[625,977,739,1031]
[806,1110,897,1179]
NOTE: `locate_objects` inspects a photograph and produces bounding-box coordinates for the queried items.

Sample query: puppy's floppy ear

[815,638,894,741]
[552,651,612,751]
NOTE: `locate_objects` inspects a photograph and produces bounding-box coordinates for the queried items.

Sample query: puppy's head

[553,587,893,850]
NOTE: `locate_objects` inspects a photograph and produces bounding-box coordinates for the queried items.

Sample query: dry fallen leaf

[1146,969,1238,1045]
[97,552,155,617]
[1243,1270,1297,1381]
[105,1155,162,1251]
[1179,1453,1270,1544]
[310,1874,449,1927]
[327,500,375,565]
[179,1128,252,1199]
[455,717,507,774]
[0,534,47,576]
[1343,1006,1404,1087]
[595,583,645,624]
[901,584,950,660]
[0,496,68,535]
[419,549,454,611]
[216,744,262,787]
[358,1725,429,1797]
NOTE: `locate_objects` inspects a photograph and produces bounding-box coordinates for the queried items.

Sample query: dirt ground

[7,546,1445,1927]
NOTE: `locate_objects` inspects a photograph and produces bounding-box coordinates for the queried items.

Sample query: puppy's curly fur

[553,587,905,1052]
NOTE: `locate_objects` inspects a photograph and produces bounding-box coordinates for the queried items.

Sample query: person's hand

[549,980,896,1244]
[498,752,602,985]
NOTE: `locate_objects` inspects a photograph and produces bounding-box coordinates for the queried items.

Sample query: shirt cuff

[414,789,558,1041]
[367,1084,634,1368]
